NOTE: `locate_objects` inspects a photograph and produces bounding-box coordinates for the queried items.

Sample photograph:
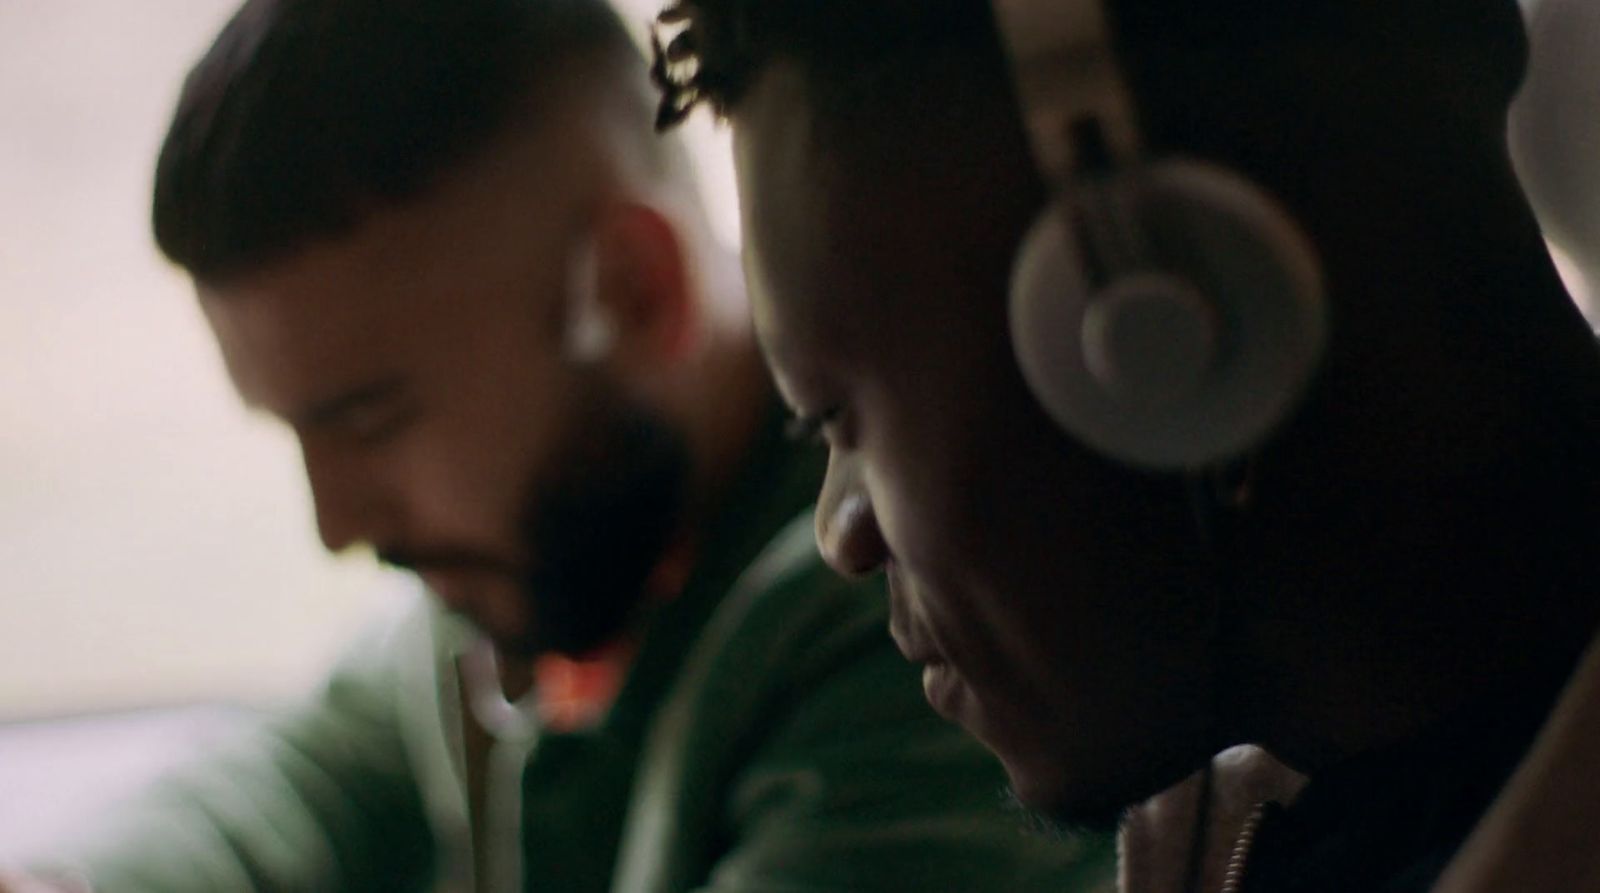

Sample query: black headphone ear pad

[1009,160,1327,470]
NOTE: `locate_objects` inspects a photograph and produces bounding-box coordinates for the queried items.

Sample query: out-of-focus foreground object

[1511,0,1600,320]
[1433,634,1600,893]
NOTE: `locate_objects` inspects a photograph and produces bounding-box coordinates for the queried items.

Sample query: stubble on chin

[1001,786,1126,840]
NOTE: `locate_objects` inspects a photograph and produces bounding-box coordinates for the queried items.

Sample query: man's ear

[585,202,695,368]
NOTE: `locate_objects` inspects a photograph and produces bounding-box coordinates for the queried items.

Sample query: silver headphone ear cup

[1009,162,1326,470]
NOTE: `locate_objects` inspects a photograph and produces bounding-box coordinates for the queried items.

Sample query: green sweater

[51,430,1114,892]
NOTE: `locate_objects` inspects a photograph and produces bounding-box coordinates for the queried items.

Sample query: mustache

[377,547,517,576]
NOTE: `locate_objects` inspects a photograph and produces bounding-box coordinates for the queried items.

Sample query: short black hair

[650,0,999,129]
[154,0,646,282]
[649,0,1528,132]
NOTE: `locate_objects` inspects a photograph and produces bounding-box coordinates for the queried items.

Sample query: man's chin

[1002,785,1125,839]
[996,750,1167,839]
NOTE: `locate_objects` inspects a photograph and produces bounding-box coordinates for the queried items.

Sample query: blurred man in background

[1,0,1115,890]
[652,0,1600,889]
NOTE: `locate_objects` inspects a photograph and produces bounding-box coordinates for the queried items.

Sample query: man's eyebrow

[291,377,409,430]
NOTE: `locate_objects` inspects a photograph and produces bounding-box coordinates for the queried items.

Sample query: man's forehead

[732,63,836,348]
[733,65,822,277]
[197,260,407,417]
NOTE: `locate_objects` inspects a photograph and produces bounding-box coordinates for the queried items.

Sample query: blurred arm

[23,612,438,893]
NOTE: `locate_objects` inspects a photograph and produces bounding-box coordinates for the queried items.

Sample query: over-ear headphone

[991,1,1328,470]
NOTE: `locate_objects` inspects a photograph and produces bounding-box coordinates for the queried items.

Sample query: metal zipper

[1219,801,1268,893]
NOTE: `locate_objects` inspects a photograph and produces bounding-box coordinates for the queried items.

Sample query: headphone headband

[993,0,1327,471]
[990,0,1141,187]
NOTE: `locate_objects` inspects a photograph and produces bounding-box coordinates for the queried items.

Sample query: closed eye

[292,377,418,447]
[343,401,420,446]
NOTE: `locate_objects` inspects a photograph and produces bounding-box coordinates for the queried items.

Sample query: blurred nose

[300,441,383,554]
[815,452,888,578]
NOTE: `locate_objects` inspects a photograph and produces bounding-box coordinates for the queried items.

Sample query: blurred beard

[498,388,690,659]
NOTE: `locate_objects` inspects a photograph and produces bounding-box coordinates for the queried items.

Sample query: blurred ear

[587,202,695,371]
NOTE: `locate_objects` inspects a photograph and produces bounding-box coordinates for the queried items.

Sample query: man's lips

[921,660,966,722]
[884,563,941,665]
[420,568,493,606]
[890,622,960,719]
[882,565,970,721]
[420,569,527,637]
[888,621,944,667]
[896,638,945,668]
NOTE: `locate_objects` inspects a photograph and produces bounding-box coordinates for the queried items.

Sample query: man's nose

[815,453,888,578]
[301,442,383,554]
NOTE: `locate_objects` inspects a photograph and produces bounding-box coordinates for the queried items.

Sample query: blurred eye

[343,403,419,447]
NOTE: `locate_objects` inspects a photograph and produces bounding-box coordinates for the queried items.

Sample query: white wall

[0,1,396,717]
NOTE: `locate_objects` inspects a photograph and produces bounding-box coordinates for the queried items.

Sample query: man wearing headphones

[0,1,1118,891]
[651,0,1600,889]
